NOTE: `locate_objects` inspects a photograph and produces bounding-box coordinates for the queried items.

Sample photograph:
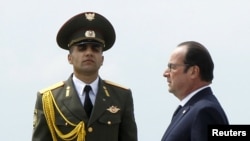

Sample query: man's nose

[85,46,94,53]
[163,69,170,77]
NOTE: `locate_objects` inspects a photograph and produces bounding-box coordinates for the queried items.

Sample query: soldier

[32,12,138,141]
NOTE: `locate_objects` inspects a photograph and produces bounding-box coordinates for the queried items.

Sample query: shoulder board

[104,80,129,90]
[39,81,64,94]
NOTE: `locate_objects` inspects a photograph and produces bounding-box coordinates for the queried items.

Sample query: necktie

[84,85,93,118]
[172,105,182,118]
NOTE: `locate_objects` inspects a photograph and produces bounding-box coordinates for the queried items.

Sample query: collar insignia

[85,13,95,21]
[107,106,120,113]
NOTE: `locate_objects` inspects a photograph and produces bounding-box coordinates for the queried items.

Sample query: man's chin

[168,88,173,93]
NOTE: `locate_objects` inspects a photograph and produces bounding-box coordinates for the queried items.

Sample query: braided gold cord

[42,90,86,141]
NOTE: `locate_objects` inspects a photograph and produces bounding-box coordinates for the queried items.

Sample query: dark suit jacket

[32,75,137,141]
[161,87,229,141]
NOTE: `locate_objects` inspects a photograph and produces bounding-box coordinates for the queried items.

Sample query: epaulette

[39,81,64,94]
[104,80,129,90]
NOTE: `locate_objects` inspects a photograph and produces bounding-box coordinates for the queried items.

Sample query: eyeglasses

[167,63,189,72]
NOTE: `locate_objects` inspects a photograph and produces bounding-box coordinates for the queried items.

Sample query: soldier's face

[68,43,104,76]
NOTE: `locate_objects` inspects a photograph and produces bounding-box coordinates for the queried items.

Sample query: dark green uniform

[32,75,137,141]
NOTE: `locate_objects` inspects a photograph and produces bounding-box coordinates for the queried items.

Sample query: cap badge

[107,106,120,113]
[85,13,95,21]
[85,30,96,38]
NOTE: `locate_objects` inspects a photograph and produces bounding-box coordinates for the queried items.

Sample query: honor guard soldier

[32,12,138,141]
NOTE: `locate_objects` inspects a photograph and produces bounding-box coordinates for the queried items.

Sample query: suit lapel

[162,106,190,140]
[88,80,111,126]
[61,77,88,121]
[172,106,189,122]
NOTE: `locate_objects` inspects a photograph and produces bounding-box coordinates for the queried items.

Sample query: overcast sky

[1,0,250,140]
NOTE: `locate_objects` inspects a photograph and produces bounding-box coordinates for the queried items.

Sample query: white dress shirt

[72,74,99,106]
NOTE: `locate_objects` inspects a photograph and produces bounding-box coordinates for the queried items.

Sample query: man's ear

[190,65,199,78]
[68,54,72,64]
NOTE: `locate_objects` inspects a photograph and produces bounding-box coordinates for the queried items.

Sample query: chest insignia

[106,106,120,113]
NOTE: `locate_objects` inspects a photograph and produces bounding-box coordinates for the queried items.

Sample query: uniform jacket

[161,87,229,141]
[32,75,137,141]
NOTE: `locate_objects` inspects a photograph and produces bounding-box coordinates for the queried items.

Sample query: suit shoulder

[39,81,64,94]
[104,80,129,90]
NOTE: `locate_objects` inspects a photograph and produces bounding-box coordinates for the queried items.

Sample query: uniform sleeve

[119,89,138,141]
[31,92,53,141]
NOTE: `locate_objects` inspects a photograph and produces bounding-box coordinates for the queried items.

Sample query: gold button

[107,121,111,125]
[88,127,93,132]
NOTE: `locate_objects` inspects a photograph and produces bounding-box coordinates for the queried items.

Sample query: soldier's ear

[68,54,72,64]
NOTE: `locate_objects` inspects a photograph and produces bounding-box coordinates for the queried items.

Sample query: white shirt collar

[180,85,210,106]
[72,74,99,96]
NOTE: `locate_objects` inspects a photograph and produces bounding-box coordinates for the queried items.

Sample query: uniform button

[107,121,111,125]
[88,127,93,132]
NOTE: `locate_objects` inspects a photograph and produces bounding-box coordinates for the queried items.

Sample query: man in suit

[161,41,229,141]
[32,12,137,141]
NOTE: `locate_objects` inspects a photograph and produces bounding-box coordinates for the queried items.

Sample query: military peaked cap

[56,12,116,51]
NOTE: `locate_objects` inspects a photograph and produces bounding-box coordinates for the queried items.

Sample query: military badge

[85,30,96,38]
[85,13,95,21]
[65,86,70,97]
[107,106,120,113]
[103,86,110,97]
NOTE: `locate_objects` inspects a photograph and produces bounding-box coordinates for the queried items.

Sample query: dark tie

[84,85,93,118]
[172,105,182,119]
